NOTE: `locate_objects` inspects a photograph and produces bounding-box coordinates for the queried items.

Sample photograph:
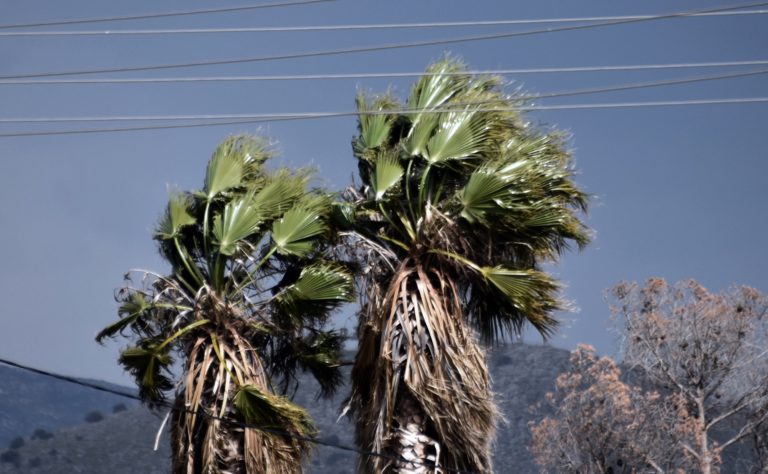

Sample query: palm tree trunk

[392,395,440,473]
[351,262,496,474]
[171,328,308,474]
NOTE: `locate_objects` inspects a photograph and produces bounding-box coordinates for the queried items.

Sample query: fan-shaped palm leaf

[155,192,195,240]
[371,151,404,201]
[424,109,487,164]
[212,193,263,255]
[271,201,328,257]
[276,263,355,308]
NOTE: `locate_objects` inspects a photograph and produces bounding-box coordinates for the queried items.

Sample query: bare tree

[530,344,695,473]
[612,279,768,473]
[531,279,768,474]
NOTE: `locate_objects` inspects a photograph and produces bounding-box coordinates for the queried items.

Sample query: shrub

[0,449,20,467]
[84,410,104,423]
[8,437,24,449]
[31,428,54,440]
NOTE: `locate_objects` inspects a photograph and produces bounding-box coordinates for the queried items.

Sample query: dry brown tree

[531,279,768,474]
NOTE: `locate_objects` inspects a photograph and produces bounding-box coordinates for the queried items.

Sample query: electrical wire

[1,97,767,138]
[0,0,336,30]
[2,60,767,85]
[2,1,766,80]
[4,68,768,124]
[1,9,766,36]
[0,356,473,473]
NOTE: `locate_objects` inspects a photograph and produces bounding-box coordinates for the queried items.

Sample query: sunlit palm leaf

[155,192,196,240]
[204,139,245,199]
[371,152,404,201]
[251,169,308,222]
[424,109,486,164]
[234,384,315,435]
[212,193,263,255]
[356,93,396,150]
[459,167,513,223]
[271,203,327,257]
[480,266,560,316]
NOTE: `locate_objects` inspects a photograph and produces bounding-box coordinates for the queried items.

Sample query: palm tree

[97,135,355,473]
[342,58,589,473]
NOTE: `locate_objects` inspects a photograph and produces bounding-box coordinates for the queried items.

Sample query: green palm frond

[155,192,196,240]
[480,266,560,317]
[119,345,173,403]
[294,331,345,398]
[424,109,487,164]
[459,167,516,223]
[204,140,245,199]
[96,292,151,343]
[233,384,315,435]
[250,169,308,222]
[212,193,264,255]
[276,263,355,308]
[371,151,404,201]
[271,199,329,257]
[356,93,397,151]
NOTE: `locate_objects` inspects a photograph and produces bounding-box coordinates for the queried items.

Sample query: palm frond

[204,139,245,199]
[96,292,150,343]
[459,167,515,224]
[251,169,309,221]
[424,109,487,164]
[480,266,561,325]
[233,384,315,435]
[119,345,173,403]
[211,193,263,255]
[155,192,196,240]
[275,262,355,310]
[271,200,328,257]
[294,331,345,398]
[371,151,404,201]
[356,92,397,151]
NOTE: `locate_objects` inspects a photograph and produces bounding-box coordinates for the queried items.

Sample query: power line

[2,10,766,37]
[0,0,336,31]
[2,1,766,81]
[1,97,767,138]
[4,68,768,124]
[0,356,473,473]
[3,60,768,85]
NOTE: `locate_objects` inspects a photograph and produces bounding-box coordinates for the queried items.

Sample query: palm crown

[97,135,354,472]
[350,58,588,339]
[344,58,589,473]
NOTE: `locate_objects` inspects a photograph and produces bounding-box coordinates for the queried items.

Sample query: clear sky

[1,0,766,386]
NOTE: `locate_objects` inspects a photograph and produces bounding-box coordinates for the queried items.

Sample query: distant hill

[0,364,138,447]
[0,343,570,473]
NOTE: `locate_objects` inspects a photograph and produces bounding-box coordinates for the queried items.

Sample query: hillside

[0,343,569,473]
[0,365,138,447]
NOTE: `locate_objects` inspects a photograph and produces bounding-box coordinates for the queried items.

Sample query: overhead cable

[4,68,768,124]
[2,1,766,80]
[2,9,766,36]
[0,356,473,473]
[2,98,767,138]
[3,60,767,85]
[0,0,336,30]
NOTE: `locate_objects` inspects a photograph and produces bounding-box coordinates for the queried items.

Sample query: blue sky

[1,0,766,386]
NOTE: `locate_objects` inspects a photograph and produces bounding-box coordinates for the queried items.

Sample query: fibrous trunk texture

[171,328,307,474]
[352,261,497,473]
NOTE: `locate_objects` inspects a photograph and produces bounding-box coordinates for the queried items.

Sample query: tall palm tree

[342,58,589,473]
[97,135,355,473]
